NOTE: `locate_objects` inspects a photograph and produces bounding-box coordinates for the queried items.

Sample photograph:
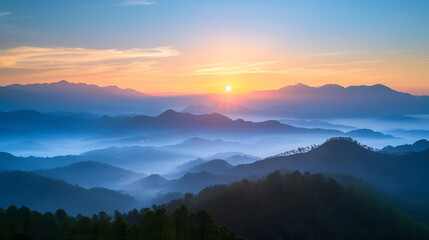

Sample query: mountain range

[1,81,428,118]
[381,139,429,154]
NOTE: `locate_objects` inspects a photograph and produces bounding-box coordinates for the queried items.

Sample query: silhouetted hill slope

[234,138,429,198]
[81,146,191,171]
[206,152,260,165]
[345,128,395,139]
[6,80,150,99]
[2,82,428,117]
[325,173,429,225]
[381,139,429,154]
[0,81,161,115]
[125,171,244,199]
[168,171,429,240]
[0,109,344,138]
[0,152,81,171]
[242,83,429,117]
[188,160,233,175]
[279,118,356,131]
[46,110,99,119]
[0,171,137,215]
[33,161,145,189]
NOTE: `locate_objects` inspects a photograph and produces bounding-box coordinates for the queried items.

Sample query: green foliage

[0,205,241,240]
[168,171,429,240]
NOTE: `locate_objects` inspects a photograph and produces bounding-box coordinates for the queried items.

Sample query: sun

[225,85,231,92]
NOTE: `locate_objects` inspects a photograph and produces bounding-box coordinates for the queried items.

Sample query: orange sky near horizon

[1,1,429,95]
[1,44,428,96]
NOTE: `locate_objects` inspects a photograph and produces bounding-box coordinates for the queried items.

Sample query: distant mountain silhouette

[381,139,429,154]
[124,170,243,199]
[377,114,420,122]
[345,129,395,139]
[188,159,233,175]
[2,81,427,117]
[33,161,145,189]
[0,171,137,215]
[45,111,100,119]
[161,137,252,154]
[206,152,260,165]
[279,118,356,131]
[80,146,191,172]
[0,145,190,173]
[0,109,344,139]
[239,83,429,118]
[0,81,165,115]
[6,80,150,98]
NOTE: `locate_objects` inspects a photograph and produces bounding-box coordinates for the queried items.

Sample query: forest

[0,205,240,240]
[167,171,429,240]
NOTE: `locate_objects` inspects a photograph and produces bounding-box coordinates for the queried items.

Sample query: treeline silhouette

[0,205,240,240]
[168,171,429,240]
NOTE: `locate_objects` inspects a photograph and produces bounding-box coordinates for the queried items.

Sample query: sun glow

[225,85,232,92]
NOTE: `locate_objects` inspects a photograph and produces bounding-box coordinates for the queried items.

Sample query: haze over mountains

[1,80,429,235]
[1,81,429,118]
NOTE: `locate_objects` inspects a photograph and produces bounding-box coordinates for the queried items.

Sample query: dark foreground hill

[232,138,429,199]
[168,171,429,240]
[0,171,138,215]
[0,205,240,240]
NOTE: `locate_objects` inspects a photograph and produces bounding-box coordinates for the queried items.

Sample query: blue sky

[0,0,428,94]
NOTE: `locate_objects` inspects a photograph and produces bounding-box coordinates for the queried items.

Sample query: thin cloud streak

[0,11,11,17]
[0,46,180,69]
[120,1,156,6]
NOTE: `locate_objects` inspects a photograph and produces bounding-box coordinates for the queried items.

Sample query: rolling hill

[0,171,138,215]
[33,161,145,189]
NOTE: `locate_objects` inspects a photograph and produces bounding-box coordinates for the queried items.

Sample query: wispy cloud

[189,61,285,75]
[0,11,11,17]
[0,46,179,80]
[0,46,179,69]
[121,1,156,6]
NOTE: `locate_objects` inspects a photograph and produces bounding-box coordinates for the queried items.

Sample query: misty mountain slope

[124,171,244,199]
[0,109,343,139]
[167,171,429,240]
[233,138,429,197]
[0,171,138,215]
[241,83,429,118]
[160,137,252,156]
[206,152,260,165]
[187,159,233,174]
[80,145,192,172]
[381,139,429,154]
[2,82,428,118]
[33,161,145,189]
[345,128,396,139]
[279,118,357,131]
[0,152,82,171]
[0,81,162,115]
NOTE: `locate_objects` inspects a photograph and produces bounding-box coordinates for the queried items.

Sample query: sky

[0,0,428,95]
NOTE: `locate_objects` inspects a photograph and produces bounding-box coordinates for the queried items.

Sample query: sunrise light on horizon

[0,0,428,95]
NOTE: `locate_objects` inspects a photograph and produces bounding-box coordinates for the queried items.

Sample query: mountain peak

[158,109,180,118]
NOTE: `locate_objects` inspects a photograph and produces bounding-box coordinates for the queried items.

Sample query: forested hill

[0,205,241,240]
[167,171,429,240]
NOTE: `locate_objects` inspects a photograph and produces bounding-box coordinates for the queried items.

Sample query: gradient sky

[0,0,428,94]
